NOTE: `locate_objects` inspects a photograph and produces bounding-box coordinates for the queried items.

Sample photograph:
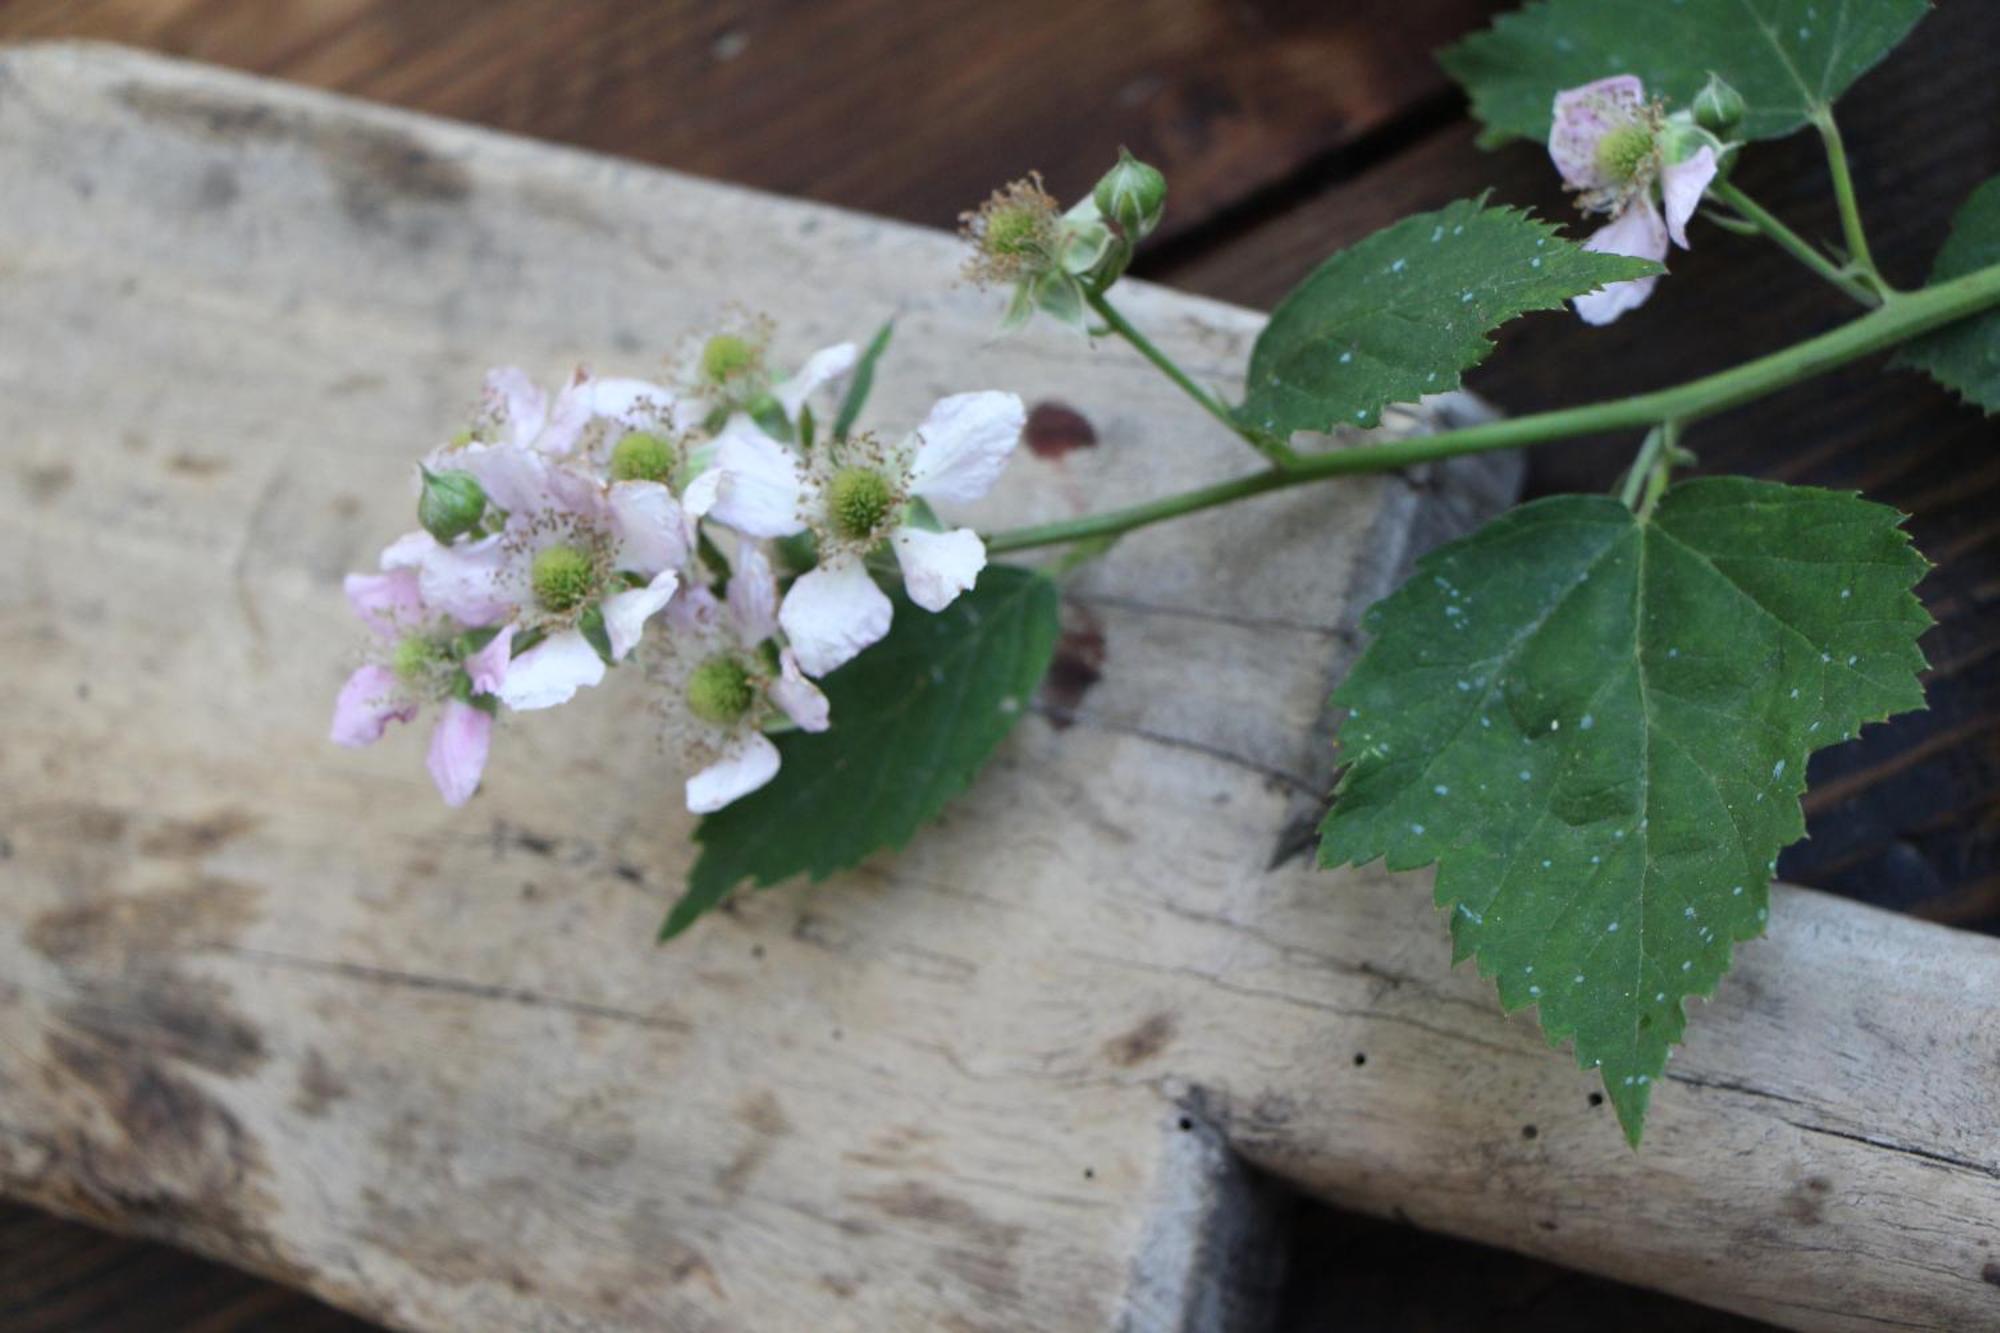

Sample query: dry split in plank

[2,45,1999,1333]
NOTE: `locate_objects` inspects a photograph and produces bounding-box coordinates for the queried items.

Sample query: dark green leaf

[1893,175,2000,414]
[832,319,896,441]
[666,564,1060,938]
[1440,0,1929,143]
[1237,200,1655,439]
[1319,478,1930,1143]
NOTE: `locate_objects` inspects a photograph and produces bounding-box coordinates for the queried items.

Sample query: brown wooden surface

[0,0,1993,1328]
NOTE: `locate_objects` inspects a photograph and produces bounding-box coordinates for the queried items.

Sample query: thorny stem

[985,260,2000,555]
[1708,179,1880,308]
[1814,107,1890,299]
[1084,289,1301,468]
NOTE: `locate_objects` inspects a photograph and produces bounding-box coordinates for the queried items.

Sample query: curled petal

[495,629,606,710]
[707,419,806,538]
[891,525,986,613]
[770,649,831,733]
[417,532,513,627]
[344,568,424,638]
[609,479,691,576]
[1660,145,1718,250]
[1574,196,1668,326]
[664,581,724,635]
[465,623,516,696]
[686,732,782,814]
[681,466,723,521]
[534,370,597,456]
[426,699,492,807]
[379,529,438,570]
[482,367,548,450]
[779,556,893,677]
[331,664,416,748]
[601,569,680,661]
[773,343,858,422]
[1549,75,1648,192]
[905,391,1026,505]
[727,545,781,646]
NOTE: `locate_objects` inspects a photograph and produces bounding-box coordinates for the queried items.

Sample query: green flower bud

[701,334,757,384]
[686,655,755,726]
[826,465,895,541]
[609,431,677,484]
[746,391,794,443]
[1093,148,1167,242]
[1659,119,1725,168]
[1692,73,1745,136]
[1593,123,1656,183]
[418,467,487,543]
[530,544,596,614]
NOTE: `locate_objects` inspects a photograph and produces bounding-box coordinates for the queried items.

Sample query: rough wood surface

[1,44,1997,1333]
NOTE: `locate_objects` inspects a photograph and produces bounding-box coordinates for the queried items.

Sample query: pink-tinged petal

[727,545,780,645]
[344,569,424,637]
[608,480,690,576]
[773,343,858,421]
[1574,197,1668,326]
[770,649,831,732]
[425,698,492,807]
[686,732,782,814]
[1549,75,1648,191]
[601,570,680,661]
[379,529,438,570]
[681,466,723,521]
[891,525,986,613]
[779,556,893,677]
[905,391,1026,505]
[1660,144,1718,249]
[707,419,806,538]
[483,367,547,449]
[579,376,684,430]
[331,664,417,748]
[495,629,607,710]
[465,623,516,695]
[454,441,546,513]
[418,532,512,626]
[534,369,596,456]
[664,582,723,635]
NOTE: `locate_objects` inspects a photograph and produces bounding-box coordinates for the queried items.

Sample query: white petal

[681,466,723,521]
[891,526,986,613]
[534,370,596,456]
[1660,145,1718,250]
[601,570,679,661]
[482,367,547,450]
[1549,75,1647,192]
[773,343,858,421]
[706,419,806,538]
[686,732,782,813]
[779,556,893,677]
[1574,197,1668,326]
[905,391,1026,505]
[727,545,780,645]
[609,480,690,576]
[770,649,830,732]
[495,629,606,710]
[417,533,512,627]
[578,376,683,429]
[379,529,438,570]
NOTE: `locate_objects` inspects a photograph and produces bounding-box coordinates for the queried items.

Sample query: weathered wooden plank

[1,44,1998,1333]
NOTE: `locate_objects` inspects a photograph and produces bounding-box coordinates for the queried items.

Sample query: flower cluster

[331,332,1025,812]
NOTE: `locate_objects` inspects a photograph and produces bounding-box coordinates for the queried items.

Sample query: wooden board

[2,43,1999,1333]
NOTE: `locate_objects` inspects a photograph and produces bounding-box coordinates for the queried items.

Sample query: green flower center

[984,205,1045,258]
[1594,123,1655,184]
[608,431,677,484]
[701,334,757,384]
[530,544,596,614]
[686,655,755,725]
[391,634,442,684]
[826,466,896,541]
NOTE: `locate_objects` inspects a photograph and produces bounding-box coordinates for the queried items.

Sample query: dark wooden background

[1,1,1993,1328]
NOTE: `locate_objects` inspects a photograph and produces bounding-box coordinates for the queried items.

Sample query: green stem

[1617,425,1670,510]
[1708,179,1878,307]
[1814,107,1888,295]
[986,261,2000,554]
[1085,289,1300,467]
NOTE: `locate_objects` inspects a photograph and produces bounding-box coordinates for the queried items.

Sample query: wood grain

[2,44,1999,1333]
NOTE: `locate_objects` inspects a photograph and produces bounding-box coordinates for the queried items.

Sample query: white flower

[1549,76,1720,325]
[704,390,1025,676]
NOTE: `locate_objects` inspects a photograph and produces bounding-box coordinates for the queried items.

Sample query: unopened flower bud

[1093,148,1167,241]
[1692,73,1745,136]
[418,467,486,543]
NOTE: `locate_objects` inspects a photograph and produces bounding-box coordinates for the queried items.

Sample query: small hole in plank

[1352,1053,1367,1067]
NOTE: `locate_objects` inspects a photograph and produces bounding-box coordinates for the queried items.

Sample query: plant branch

[1813,107,1889,296]
[986,260,2000,554]
[1085,289,1300,467]
[1708,179,1878,307]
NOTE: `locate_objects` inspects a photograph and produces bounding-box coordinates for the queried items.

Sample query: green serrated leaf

[1319,478,1930,1143]
[833,320,895,441]
[1440,0,1928,143]
[665,564,1060,938]
[1237,200,1656,439]
[1893,175,2000,414]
